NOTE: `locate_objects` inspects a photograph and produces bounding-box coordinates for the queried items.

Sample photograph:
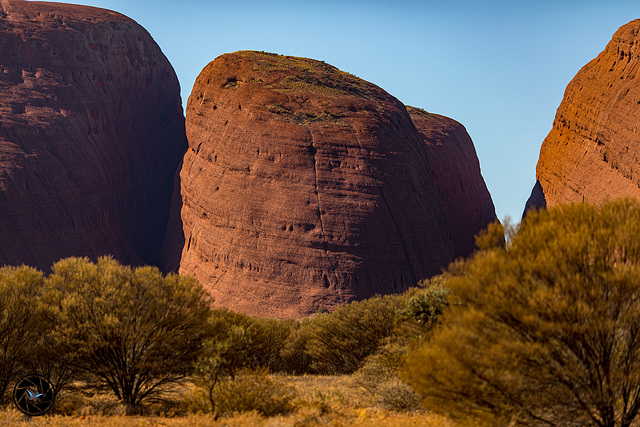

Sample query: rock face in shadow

[0,1,187,269]
[523,180,547,217]
[529,19,640,208]
[407,107,496,259]
[178,51,496,318]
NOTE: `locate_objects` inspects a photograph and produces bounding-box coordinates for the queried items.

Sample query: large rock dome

[175,51,495,317]
[0,1,187,269]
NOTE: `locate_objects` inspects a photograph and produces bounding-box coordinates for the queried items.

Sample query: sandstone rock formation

[0,1,186,270]
[177,51,495,317]
[407,106,496,259]
[528,19,640,209]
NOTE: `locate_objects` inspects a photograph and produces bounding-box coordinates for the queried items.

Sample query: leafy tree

[194,308,254,414]
[404,199,640,427]
[0,266,47,403]
[43,257,212,414]
[245,316,295,371]
[195,308,298,413]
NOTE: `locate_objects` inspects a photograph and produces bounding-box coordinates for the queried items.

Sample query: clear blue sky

[35,0,640,220]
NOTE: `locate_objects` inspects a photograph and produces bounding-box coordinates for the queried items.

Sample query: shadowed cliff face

[528,19,640,209]
[176,51,496,318]
[0,1,187,269]
[407,107,496,259]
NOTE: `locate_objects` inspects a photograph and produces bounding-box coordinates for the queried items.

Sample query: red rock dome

[175,51,495,317]
[0,1,187,269]
[529,19,640,209]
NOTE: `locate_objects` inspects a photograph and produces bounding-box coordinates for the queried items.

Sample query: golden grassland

[0,374,455,427]
[0,409,452,427]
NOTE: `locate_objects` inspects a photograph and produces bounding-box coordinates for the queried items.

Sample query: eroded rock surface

[178,51,495,317]
[407,107,496,258]
[529,19,640,208]
[0,1,186,269]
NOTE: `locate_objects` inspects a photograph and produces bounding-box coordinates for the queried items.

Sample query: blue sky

[35,0,640,220]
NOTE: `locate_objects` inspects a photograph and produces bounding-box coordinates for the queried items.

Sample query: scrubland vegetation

[1,199,640,426]
[406,199,640,427]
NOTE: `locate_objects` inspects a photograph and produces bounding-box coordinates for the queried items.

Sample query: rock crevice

[376,183,418,286]
[307,127,339,289]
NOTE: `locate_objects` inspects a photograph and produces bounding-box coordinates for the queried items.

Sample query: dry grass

[0,410,454,426]
[0,374,456,426]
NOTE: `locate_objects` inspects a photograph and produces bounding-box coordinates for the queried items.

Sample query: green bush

[400,285,449,327]
[198,282,449,380]
[374,379,423,412]
[353,348,422,412]
[195,308,300,410]
[278,319,314,374]
[211,367,295,418]
[199,308,296,373]
[246,317,296,371]
[304,294,404,374]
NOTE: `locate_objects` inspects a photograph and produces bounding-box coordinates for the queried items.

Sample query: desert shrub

[51,388,124,416]
[211,367,295,418]
[279,319,314,374]
[48,390,87,415]
[390,274,452,345]
[57,391,187,417]
[375,379,423,412]
[198,309,254,374]
[405,199,640,427]
[353,349,422,412]
[199,308,296,373]
[195,308,299,411]
[246,317,296,371]
[353,351,401,396]
[304,294,403,374]
[400,285,449,327]
[76,395,126,416]
[179,385,211,415]
[305,391,332,416]
[195,309,254,410]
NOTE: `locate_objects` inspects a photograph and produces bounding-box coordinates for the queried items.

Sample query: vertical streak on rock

[376,184,418,286]
[349,122,416,290]
[407,106,497,259]
[307,127,340,291]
